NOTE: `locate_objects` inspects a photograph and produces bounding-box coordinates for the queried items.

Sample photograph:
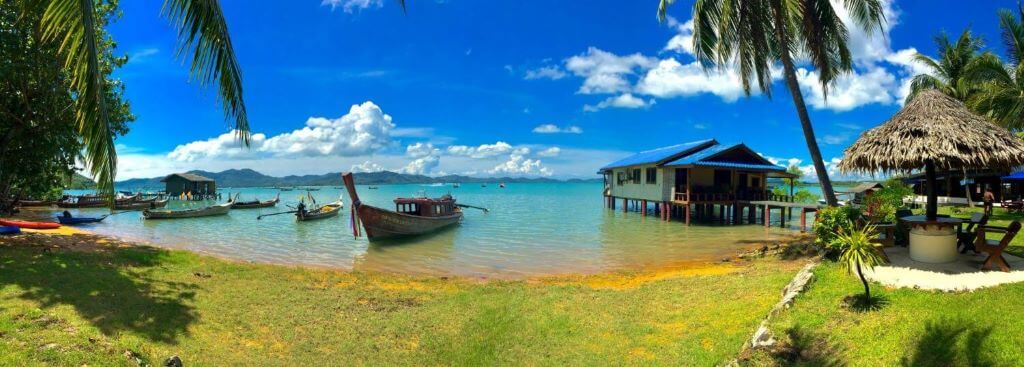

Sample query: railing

[673,191,795,203]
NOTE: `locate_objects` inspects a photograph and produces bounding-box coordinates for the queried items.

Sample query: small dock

[745,200,819,231]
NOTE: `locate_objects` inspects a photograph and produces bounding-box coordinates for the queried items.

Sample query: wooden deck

[606,195,820,231]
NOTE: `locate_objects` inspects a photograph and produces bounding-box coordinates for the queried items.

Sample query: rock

[164,355,183,367]
[750,322,775,348]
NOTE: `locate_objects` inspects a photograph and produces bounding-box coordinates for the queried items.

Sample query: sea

[42,182,847,278]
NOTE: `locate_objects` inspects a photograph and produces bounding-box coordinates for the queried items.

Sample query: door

[675,168,688,194]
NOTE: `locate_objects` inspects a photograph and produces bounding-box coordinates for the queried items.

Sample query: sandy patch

[864,247,1024,291]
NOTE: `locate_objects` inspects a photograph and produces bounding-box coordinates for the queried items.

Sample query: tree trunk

[856,261,870,299]
[963,168,974,208]
[772,0,839,206]
[925,160,937,220]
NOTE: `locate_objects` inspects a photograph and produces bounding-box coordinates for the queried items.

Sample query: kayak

[0,219,61,230]
[0,226,19,235]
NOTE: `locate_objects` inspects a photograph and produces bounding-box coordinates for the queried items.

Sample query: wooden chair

[975,221,1022,272]
[1002,200,1023,214]
[957,213,989,253]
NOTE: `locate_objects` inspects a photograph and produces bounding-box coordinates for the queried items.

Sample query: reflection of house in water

[901,168,1024,203]
[599,139,812,227]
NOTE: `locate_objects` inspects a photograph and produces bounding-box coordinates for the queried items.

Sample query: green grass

[0,235,809,366]
[747,261,1024,366]
[926,206,1024,257]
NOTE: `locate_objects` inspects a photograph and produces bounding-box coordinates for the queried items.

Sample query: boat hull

[0,219,61,229]
[355,204,462,240]
[143,203,231,219]
[115,199,168,210]
[297,201,343,221]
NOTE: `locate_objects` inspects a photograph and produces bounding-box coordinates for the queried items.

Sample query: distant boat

[115,199,168,210]
[306,187,321,191]
[57,195,108,208]
[343,172,462,240]
[368,186,379,190]
[499,183,506,188]
[143,202,231,219]
[453,183,460,188]
[279,187,294,191]
[481,184,487,188]
[230,193,280,209]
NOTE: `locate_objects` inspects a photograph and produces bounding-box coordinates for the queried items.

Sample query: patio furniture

[900,215,963,263]
[857,218,895,262]
[1002,200,1023,214]
[957,213,988,253]
[975,221,1021,272]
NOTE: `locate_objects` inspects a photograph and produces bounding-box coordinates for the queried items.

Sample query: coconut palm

[836,224,885,299]
[906,30,1001,104]
[657,0,886,206]
[970,7,1024,130]
[21,0,248,203]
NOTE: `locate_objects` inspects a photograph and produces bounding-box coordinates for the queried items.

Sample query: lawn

[0,232,809,366]
[747,261,1024,366]
[928,205,1024,257]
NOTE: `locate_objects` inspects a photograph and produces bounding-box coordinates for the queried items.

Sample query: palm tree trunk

[856,262,870,299]
[771,0,839,207]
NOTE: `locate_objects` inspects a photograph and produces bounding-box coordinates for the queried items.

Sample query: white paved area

[863,247,1024,291]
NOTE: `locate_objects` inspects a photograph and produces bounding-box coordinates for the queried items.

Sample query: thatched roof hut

[839,89,1024,219]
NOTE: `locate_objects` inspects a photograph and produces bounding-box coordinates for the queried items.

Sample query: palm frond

[906,74,945,104]
[39,0,117,204]
[798,0,853,100]
[840,0,885,34]
[162,0,250,145]
[999,7,1024,64]
[657,0,677,22]
[837,224,886,272]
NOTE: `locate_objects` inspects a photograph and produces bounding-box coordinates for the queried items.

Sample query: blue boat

[0,226,20,235]
[56,214,108,225]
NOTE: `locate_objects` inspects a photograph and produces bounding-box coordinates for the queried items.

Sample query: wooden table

[899,215,963,263]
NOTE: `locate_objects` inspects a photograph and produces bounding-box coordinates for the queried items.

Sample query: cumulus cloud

[537,147,561,157]
[489,154,553,176]
[351,160,384,173]
[446,141,514,158]
[399,142,441,175]
[322,0,382,12]
[565,47,657,94]
[406,142,439,158]
[524,65,567,80]
[796,66,897,112]
[531,124,583,134]
[583,93,655,112]
[168,101,395,162]
[635,58,771,102]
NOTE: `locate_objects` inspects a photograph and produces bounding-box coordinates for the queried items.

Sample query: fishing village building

[599,139,812,227]
[162,173,217,198]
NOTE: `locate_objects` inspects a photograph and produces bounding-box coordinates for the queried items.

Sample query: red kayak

[0,219,61,230]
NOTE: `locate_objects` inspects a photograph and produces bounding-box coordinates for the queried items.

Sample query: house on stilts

[599,139,816,229]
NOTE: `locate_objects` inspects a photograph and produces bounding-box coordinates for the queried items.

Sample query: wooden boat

[279,187,294,191]
[143,202,231,219]
[231,193,280,209]
[305,187,321,191]
[57,195,108,208]
[56,214,108,225]
[115,199,168,210]
[0,219,61,229]
[296,199,343,221]
[17,200,53,207]
[343,172,462,240]
[499,183,506,188]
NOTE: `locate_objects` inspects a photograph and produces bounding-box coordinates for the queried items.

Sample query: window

[617,171,626,185]
[714,169,732,187]
[631,168,641,184]
[646,167,657,184]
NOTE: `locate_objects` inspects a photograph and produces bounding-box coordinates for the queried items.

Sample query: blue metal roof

[662,143,739,166]
[598,139,715,171]
[1003,168,1024,181]
[692,161,788,171]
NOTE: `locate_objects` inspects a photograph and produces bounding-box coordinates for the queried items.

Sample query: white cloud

[322,0,382,13]
[796,66,897,112]
[693,123,708,130]
[583,93,655,112]
[565,47,657,94]
[168,101,395,161]
[129,47,160,64]
[663,17,694,54]
[531,124,583,134]
[537,147,561,157]
[524,65,567,80]
[488,154,553,176]
[820,133,850,145]
[351,160,383,173]
[400,155,440,175]
[635,58,761,102]
[406,142,439,158]
[445,141,514,158]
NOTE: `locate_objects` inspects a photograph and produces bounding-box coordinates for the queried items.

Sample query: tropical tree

[783,163,804,196]
[970,7,1024,130]
[836,224,886,300]
[906,30,1000,103]
[17,0,249,203]
[657,0,886,207]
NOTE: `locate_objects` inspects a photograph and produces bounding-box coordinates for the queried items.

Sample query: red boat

[342,172,462,240]
[0,219,61,230]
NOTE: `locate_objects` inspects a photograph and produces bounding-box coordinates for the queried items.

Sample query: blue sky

[108,0,1015,179]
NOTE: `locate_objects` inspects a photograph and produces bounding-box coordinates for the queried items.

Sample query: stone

[164,355,183,367]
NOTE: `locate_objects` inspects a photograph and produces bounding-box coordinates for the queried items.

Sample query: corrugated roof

[599,139,715,171]
[691,161,788,171]
[161,172,214,182]
[663,143,740,166]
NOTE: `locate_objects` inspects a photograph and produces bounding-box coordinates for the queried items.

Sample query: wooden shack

[162,173,216,197]
[600,139,802,226]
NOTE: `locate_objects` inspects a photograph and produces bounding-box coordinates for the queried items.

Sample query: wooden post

[684,204,691,225]
[641,200,647,216]
[764,205,770,228]
[800,208,807,232]
[622,198,628,213]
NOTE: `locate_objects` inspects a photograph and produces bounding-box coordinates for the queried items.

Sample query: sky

[107,0,1017,180]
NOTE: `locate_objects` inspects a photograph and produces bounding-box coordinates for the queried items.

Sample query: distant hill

[66,173,97,190]
[116,169,600,189]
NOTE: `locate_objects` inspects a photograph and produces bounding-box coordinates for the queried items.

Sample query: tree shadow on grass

[0,235,197,344]
[750,325,846,367]
[901,319,998,367]
[842,293,889,312]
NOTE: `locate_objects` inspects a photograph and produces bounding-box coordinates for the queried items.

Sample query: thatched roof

[839,89,1024,173]
[161,172,214,183]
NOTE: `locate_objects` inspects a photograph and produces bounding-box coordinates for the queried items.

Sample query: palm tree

[970,7,1024,130]
[836,224,885,299]
[906,30,1000,104]
[23,0,249,203]
[657,0,886,207]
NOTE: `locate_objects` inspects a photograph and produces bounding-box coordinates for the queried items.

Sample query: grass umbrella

[839,89,1024,220]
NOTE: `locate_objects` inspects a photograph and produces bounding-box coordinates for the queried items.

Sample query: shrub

[814,205,863,255]
[865,178,913,222]
[837,224,886,302]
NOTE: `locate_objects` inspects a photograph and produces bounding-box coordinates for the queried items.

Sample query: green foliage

[836,224,886,298]
[814,206,863,255]
[793,189,820,204]
[865,178,913,222]
[0,1,131,211]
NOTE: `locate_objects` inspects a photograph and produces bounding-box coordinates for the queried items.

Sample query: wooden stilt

[641,200,647,217]
[622,198,627,213]
[800,208,807,232]
[764,205,770,228]
[685,204,691,225]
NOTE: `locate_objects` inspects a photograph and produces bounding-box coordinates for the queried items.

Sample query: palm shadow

[759,325,846,366]
[0,234,197,344]
[844,293,890,312]
[902,319,998,367]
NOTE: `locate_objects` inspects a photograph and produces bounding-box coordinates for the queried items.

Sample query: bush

[814,205,863,256]
[865,178,913,222]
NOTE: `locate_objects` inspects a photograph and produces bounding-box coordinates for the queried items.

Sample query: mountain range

[114,169,600,188]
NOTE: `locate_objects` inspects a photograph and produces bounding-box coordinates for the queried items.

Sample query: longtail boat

[296,199,343,221]
[115,199,169,210]
[230,193,280,209]
[57,195,108,208]
[56,214,108,225]
[16,200,53,207]
[342,172,462,240]
[143,202,231,220]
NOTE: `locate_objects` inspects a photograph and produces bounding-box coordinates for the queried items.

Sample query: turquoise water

[43,183,808,278]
